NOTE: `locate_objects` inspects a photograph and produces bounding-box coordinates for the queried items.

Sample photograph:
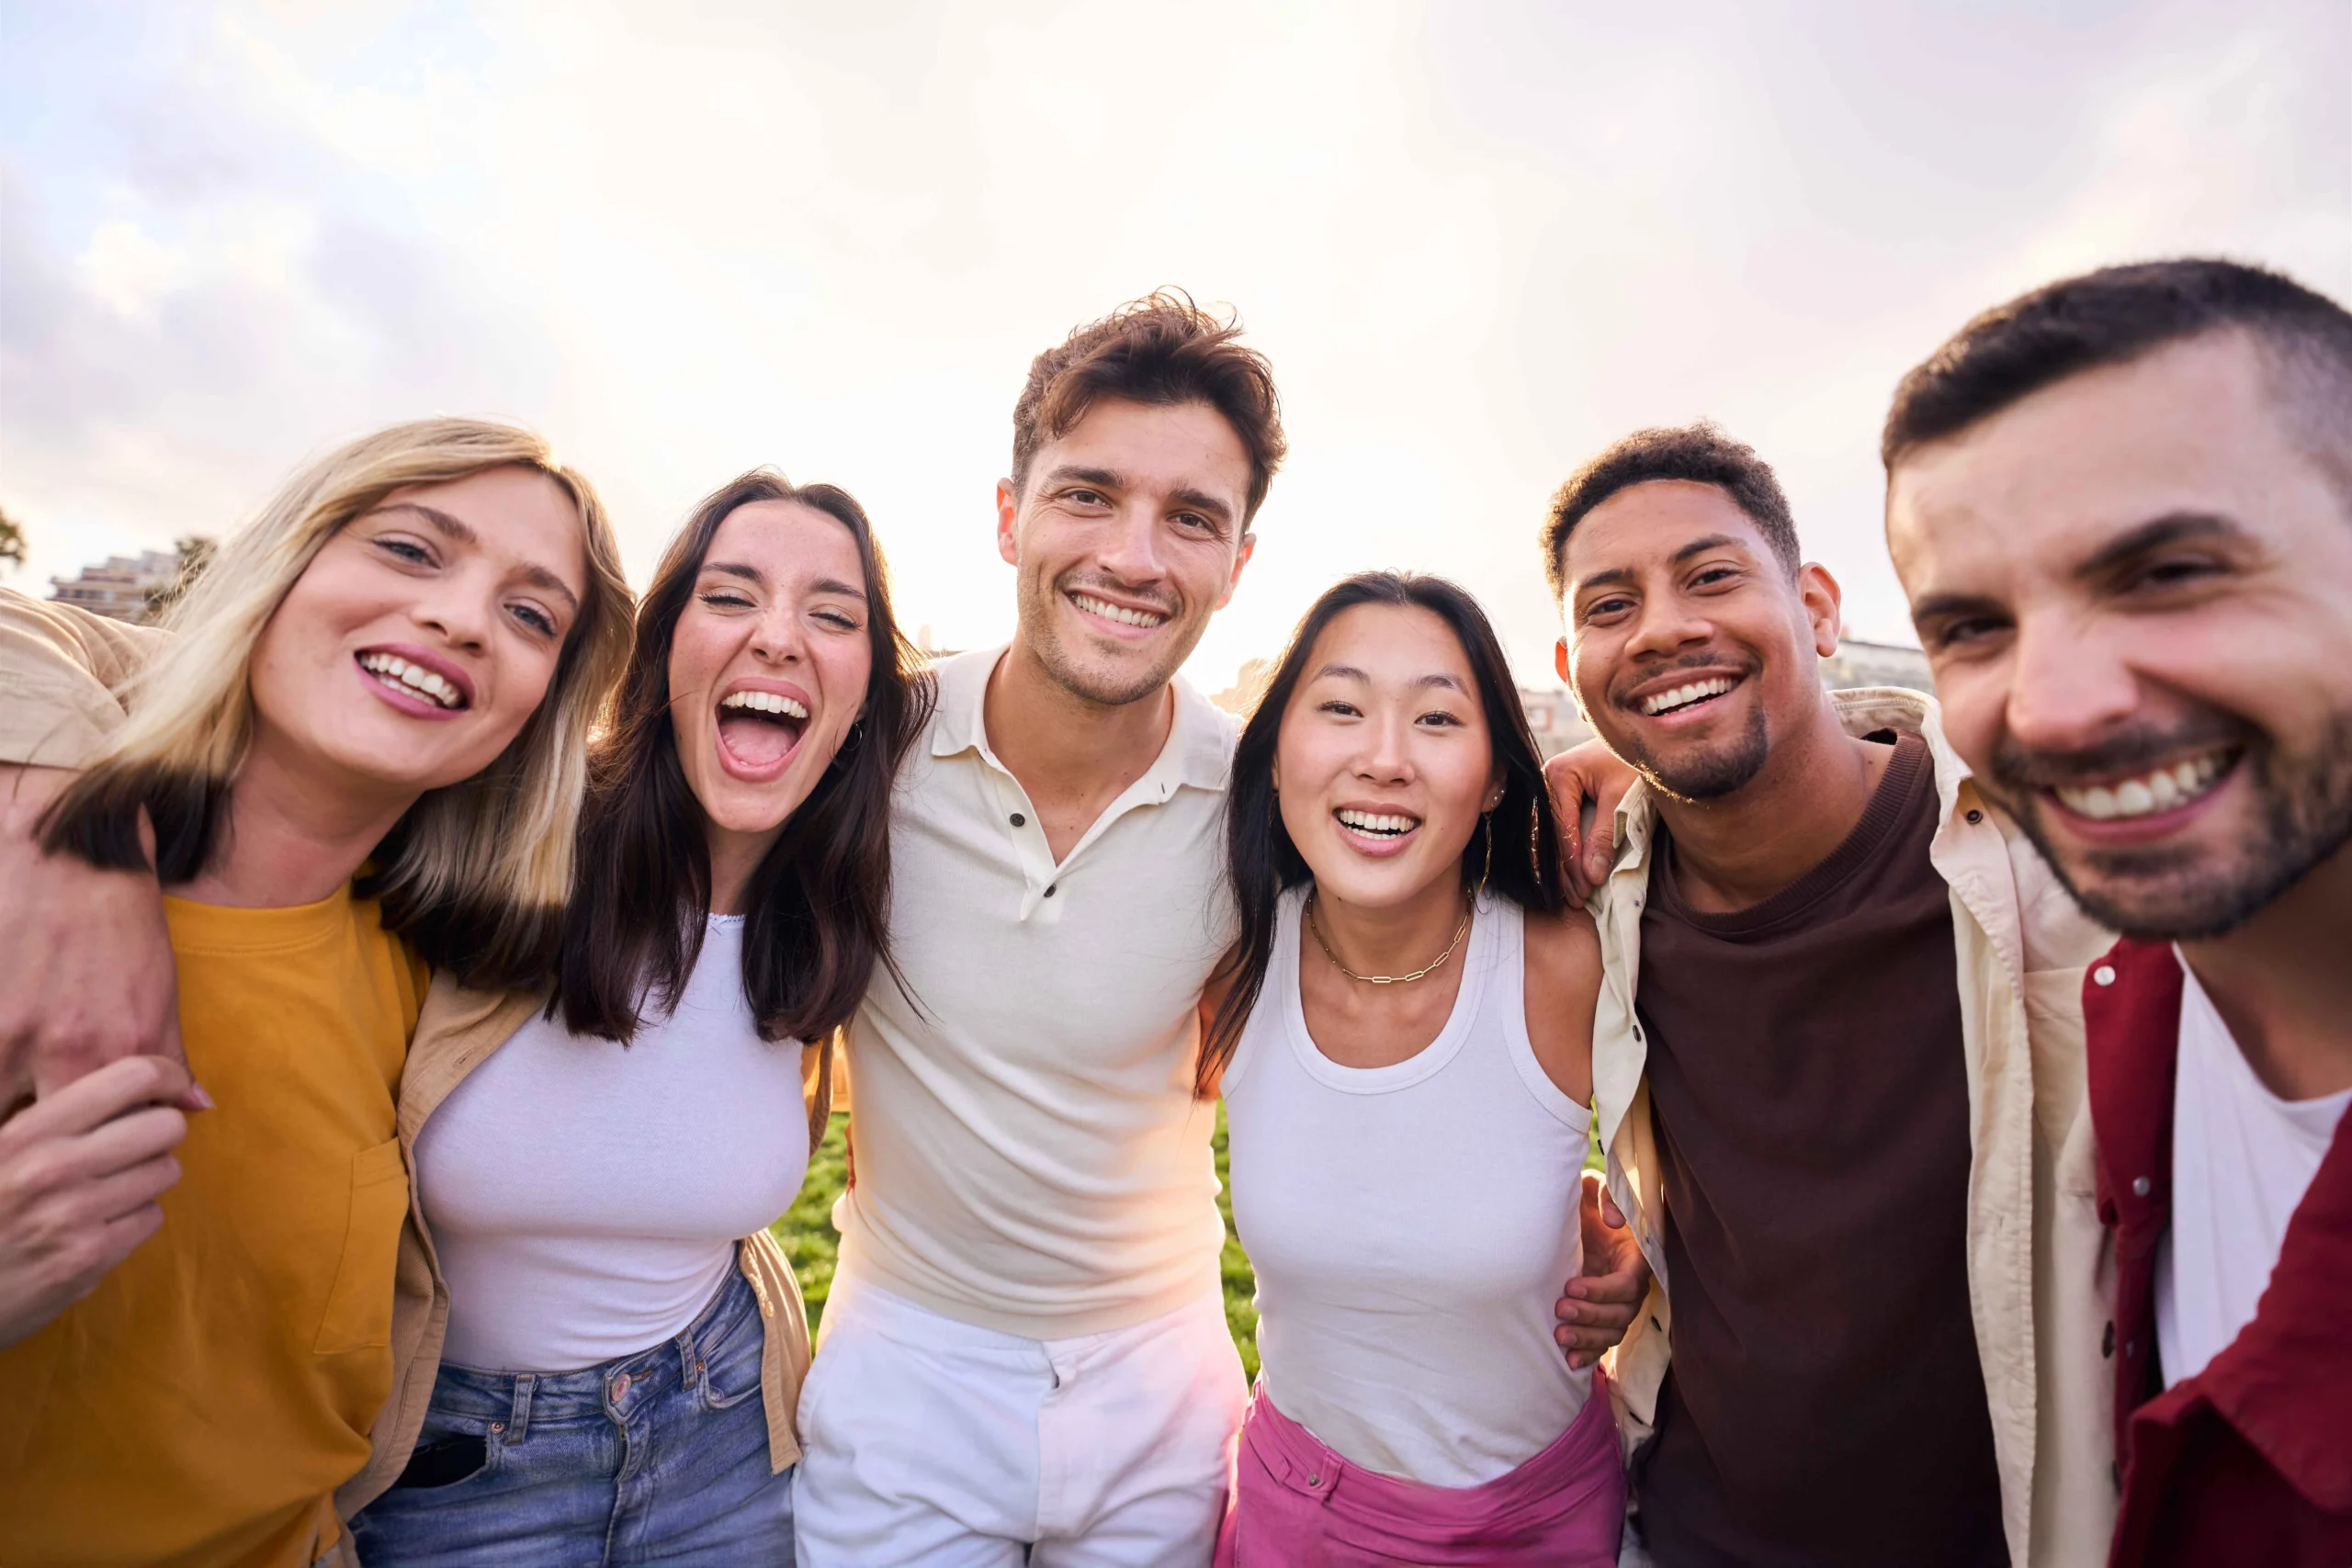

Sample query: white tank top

[418,915,812,1371]
[1224,887,1595,1487]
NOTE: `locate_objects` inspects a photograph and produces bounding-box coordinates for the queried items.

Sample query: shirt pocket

[314,1136,408,1354]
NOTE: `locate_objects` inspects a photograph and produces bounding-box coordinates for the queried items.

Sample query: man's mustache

[1989,716,2252,793]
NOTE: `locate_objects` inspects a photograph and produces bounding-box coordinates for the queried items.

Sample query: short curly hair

[1540,423,1800,602]
[1011,290,1287,525]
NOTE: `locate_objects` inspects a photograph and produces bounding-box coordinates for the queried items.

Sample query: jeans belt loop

[508,1371,536,1446]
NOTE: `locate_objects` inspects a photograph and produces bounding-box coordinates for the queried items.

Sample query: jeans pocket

[698,1289,767,1412]
[390,1434,492,1489]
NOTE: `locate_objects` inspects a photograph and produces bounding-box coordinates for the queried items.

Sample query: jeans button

[611,1371,633,1401]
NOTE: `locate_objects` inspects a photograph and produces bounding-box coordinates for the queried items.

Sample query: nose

[1354,707,1415,785]
[747,603,808,665]
[1623,595,1713,665]
[413,577,495,654]
[2004,611,2140,757]
[1091,502,1168,589]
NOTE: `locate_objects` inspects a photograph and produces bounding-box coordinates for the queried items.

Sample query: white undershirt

[419,915,813,1372]
[2154,953,2350,1388]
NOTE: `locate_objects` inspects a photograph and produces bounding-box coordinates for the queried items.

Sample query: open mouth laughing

[2047,747,2238,823]
[357,649,471,712]
[716,683,810,778]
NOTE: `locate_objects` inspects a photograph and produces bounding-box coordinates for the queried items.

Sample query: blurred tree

[0,506,25,573]
[142,535,218,620]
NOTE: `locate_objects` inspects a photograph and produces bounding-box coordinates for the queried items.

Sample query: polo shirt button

[1011,812,1025,827]
[2124,1338,2136,1359]
[1966,808,1984,824]
[2093,964,2117,987]
[1044,885,1057,897]
[2132,1176,2151,1197]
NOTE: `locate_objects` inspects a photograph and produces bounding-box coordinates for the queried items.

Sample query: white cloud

[3,0,2346,677]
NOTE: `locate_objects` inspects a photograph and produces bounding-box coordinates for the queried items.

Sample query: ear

[995,479,1022,568]
[1213,532,1257,612]
[1797,562,1844,659]
[1553,636,1570,682]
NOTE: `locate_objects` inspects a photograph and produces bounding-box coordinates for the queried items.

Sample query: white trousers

[792,1273,1246,1567]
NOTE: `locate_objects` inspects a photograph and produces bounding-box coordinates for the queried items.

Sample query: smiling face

[1273,603,1502,911]
[245,463,589,803]
[1889,331,2352,939]
[997,396,1256,707]
[668,499,875,846]
[1556,479,1842,803]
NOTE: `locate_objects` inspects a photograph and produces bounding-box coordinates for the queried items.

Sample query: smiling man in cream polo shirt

[789,293,1283,1566]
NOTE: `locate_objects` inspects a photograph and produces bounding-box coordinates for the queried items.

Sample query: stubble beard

[1017,566,1195,711]
[1994,711,2352,942]
[1613,702,1773,805]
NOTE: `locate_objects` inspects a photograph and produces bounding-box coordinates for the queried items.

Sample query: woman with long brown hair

[345,469,930,1561]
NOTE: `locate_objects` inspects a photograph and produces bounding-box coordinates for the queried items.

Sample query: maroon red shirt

[2083,938,2352,1568]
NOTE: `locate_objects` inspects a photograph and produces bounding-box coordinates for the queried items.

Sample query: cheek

[667,616,733,709]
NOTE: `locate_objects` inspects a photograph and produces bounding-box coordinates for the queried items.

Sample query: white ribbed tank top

[1223,886,1595,1487]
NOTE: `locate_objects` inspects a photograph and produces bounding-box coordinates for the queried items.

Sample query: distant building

[1518,686,1597,759]
[48,549,185,622]
[1208,658,1273,716]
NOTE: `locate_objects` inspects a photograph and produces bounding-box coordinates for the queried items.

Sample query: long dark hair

[1198,571,1565,1096]
[554,469,933,1132]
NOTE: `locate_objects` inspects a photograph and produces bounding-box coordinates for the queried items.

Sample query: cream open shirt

[1592,688,2120,1568]
[834,647,1236,1340]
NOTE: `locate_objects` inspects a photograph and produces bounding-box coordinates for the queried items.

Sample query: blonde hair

[43,416,634,983]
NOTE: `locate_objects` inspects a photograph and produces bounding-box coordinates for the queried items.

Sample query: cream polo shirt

[834,646,1237,1339]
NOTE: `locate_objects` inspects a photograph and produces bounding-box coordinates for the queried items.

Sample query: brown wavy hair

[552,469,932,1130]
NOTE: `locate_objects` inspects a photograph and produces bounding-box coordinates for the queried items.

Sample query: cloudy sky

[5,1,2346,691]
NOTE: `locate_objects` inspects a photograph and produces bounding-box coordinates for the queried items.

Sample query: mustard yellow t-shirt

[0,887,426,1567]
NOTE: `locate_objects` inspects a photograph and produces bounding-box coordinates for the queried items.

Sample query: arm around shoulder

[0,589,168,770]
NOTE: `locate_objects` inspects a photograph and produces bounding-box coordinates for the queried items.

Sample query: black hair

[1541,422,1800,601]
[1199,571,1564,1096]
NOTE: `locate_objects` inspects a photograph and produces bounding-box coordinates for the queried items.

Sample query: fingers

[64,1104,189,1184]
[1583,816,1616,889]
[77,1151,183,1224]
[4,1056,198,1145]
[1602,1189,1627,1229]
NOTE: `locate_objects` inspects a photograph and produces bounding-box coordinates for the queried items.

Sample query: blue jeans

[349,1262,792,1565]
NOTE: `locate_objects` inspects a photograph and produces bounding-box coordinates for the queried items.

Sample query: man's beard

[1018,568,1191,709]
[1614,701,1771,804]
[1990,711,2352,941]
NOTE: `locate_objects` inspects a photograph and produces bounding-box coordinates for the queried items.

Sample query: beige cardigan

[0,590,826,1519]
[1589,689,2120,1568]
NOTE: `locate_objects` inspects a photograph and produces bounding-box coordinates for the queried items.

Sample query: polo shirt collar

[930,643,1233,795]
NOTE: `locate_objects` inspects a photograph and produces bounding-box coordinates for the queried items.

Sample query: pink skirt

[1215,1378,1626,1567]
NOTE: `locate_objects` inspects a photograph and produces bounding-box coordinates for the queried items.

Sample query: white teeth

[719,690,808,719]
[358,652,462,708]
[1641,676,1736,716]
[1072,592,1167,629]
[2054,751,2233,821]
[1336,808,1419,836]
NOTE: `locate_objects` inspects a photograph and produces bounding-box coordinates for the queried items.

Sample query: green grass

[771,1109,1262,1378]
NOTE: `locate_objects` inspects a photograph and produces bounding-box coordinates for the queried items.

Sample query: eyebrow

[2072,513,2250,581]
[1310,662,1468,693]
[376,502,582,615]
[1042,465,1237,525]
[704,562,867,601]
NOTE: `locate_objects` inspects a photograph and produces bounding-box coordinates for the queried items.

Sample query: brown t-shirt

[1628,733,2007,1568]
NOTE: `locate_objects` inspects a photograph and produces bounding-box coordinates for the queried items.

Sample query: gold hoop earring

[1477,809,1494,899]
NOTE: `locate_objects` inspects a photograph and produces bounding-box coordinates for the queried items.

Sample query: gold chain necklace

[1305,893,1473,986]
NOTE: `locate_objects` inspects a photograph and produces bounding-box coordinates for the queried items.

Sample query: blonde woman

[0,418,631,1568]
